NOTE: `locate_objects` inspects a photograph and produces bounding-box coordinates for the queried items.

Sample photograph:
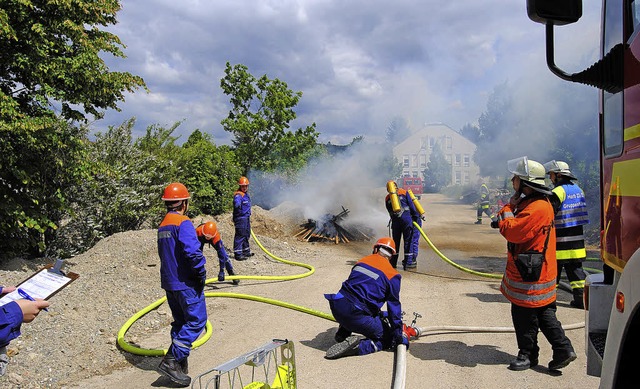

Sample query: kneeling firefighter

[491,157,576,372]
[196,221,239,285]
[385,180,422,269]
[323,237,417,360]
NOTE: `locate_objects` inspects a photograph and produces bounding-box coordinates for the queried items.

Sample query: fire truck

[527,1,640,387]
[400,176,423,199]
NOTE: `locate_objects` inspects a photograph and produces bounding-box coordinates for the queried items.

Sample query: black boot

[570,289,584,309]
[508,352,538,371]
[158,353,191,387]
[180,357,188,374]
[549,350,577,370]
[227,268,240,285]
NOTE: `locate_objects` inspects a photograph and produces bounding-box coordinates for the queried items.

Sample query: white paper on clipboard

[0,267,78,306]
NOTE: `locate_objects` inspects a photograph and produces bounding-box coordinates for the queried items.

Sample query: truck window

[602,0,624,158]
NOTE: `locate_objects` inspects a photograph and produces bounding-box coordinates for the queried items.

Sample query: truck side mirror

[526,0,582,25]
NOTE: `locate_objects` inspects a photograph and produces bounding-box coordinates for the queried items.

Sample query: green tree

[385,116,412,145]
[0,119,87,256]
[49,119,168,256]
[177,130,242,216]
[459,123,481,144]
[423,144,451,192]
[0,0,146,122]
[474,82,514,176]
[0,0,146,256]
[220,62,319,174]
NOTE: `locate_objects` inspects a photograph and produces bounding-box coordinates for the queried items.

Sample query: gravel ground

[0,195,600,389]
[0,206,301,388]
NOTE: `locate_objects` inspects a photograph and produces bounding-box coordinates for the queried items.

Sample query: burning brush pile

[294,206,374,244]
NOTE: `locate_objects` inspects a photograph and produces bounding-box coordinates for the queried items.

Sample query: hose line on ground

[413,221,503,279]
[117,230,318,356]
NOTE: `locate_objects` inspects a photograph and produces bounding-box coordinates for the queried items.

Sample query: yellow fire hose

[413,221,503,279]
[118,223,585,389]
[116,230,332,356]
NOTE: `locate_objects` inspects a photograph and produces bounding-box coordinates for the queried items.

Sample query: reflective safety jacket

[338,254,403,341]
[552,182,589,261]
[480,183,490,207]
[158,212,207,291]
[496,195,557,308]
[385,188,419,220]
[233,190,252,220]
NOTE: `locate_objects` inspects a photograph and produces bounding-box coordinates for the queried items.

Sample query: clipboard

[0,259,79,306]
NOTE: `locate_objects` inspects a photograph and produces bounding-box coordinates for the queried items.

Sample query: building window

[446,136,452,150]
[455,171,461,185]
[463,154,470,167]
[420,154,426,167]
[403,155,409,168]
[464,171,470,184]
[454,154,461,167]
[412,154,418,167]
[420,137,427,149]
[445,154,452,164]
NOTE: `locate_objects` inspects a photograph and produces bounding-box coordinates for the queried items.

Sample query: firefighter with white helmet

[232,176,254,260]
[157,183,207,386]
[196,221,240,285]
[324,237,414,359]
[491,157,576,371]
[544,160,589,309]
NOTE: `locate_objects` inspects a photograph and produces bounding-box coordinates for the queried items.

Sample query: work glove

[196,273,207,294]
[490,220,499,229]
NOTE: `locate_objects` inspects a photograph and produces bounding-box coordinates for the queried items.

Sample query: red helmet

[162,182,190,201]
[374,237,396,255]
[197,221,219,240]
[238,176,249,186]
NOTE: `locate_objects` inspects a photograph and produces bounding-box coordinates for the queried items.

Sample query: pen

[17,288,48,312]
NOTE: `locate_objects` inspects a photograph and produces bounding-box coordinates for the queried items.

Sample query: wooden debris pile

[294,206,373,244]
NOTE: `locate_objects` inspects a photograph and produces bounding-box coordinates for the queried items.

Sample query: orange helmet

[198,221,219,240]
[374,237,396,255]
[162,182,191,201]
[238,176,249,186]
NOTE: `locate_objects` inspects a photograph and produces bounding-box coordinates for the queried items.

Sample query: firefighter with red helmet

[324,237,413,359]
[196,221,239,285]
[232,176,254,260]
[544,160,589,309]
[491,158,576,372]
[156,183,207,386]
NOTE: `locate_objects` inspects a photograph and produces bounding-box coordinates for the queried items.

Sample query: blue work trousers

[390,214,417,267]
[165,288,207,362]
[233,217,251,257]
[328,295,392,355]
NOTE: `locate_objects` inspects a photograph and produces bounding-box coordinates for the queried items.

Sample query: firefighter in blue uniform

[475,180,492,224]
[544,160,589,309]
[324,237,411,359]
[196,221,239,285]
[157,182,207,387]
[232,176,254,260]
[385,181,420,269]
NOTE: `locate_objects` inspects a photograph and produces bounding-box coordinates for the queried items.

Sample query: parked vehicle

[527,1,640,387]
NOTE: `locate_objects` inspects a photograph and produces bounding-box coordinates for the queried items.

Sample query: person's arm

[0,302,23,345]
[387,275,404,343]
[179,221,207,280]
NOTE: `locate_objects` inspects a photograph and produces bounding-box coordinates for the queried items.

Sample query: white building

[393,123,480,186]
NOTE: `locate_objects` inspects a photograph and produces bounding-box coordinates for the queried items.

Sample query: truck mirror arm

[545,23,624,94]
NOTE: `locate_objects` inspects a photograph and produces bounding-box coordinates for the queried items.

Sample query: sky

[98,0,602,146]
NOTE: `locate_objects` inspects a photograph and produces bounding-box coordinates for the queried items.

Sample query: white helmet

[507,157,547,186]
[543,160,577,180]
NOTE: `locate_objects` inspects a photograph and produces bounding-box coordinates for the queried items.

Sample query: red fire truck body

[528,1,640,387]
